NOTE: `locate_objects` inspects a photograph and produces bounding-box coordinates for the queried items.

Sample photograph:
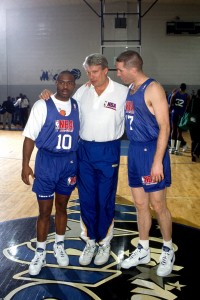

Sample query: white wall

[141,4,200,87]
[0,1,200,105]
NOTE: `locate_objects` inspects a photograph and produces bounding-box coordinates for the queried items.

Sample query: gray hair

[83,53,108,69]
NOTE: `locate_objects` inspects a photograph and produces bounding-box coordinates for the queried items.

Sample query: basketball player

[169,83,190,154]
[21,70,80,275]
[115,50,175,277]
[39,53,128,266]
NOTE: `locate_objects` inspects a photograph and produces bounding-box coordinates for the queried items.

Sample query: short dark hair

[57,70,75,81]
[116,50,143,70]
[180,83,186,91]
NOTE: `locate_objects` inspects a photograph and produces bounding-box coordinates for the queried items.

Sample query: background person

[20,94,30,128]
[14,93,30,128]
[169,83,190,155]
[2,96,15,130]
[188,88,200,162]
[21,70,80,276]
[116,50,174,277]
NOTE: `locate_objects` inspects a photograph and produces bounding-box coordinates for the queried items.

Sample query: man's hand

[39,89,53,100]
[85,81,91,87]
[150,161,164,183]
[21,166,35,185]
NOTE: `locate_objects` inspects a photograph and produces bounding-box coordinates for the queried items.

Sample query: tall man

[22,70,80,275]
[116,50,174,277]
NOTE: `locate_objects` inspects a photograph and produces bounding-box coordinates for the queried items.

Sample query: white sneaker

[29,248,46,276]
[169,148,175,154]
[79,240,97,266]
[174,150,182,156]
[182,144,187,152]
[53,242,69,267]
[121,244,150,269]
[94,244,111,265]
[157,246,175,277]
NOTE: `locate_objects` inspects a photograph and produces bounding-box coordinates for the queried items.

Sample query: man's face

[85,65,108,87]
[56,74,75,100]
[116,62,133,85]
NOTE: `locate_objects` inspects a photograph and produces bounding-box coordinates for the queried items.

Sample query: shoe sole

[156,255,175,277]
[79,255,94,266]
[79,260,92,266]
[121,257,150,269]
[94,255,110,266]
[79,249,97,266]
[29,260,46,276]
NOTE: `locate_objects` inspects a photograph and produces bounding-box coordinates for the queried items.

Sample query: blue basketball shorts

[128,140,171,192]
[32,149,77,200]
[171,111,183,123]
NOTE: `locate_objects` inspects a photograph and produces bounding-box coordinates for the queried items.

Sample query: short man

[22,70,80,275]
[40,53,128,266]
[116,50,174,277]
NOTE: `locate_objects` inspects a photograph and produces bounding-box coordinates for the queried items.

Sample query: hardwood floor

[0,129,200,228]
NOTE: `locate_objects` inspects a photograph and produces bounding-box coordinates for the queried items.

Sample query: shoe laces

[32,249,44,265]
[83,244,95,256]
[129,244,143,259]
[56,242,65,257]
[129,248,140,259]
[97,245,107,256]
[160,246,171,265]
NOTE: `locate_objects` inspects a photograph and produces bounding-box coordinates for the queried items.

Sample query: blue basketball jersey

[35,97,80,153]
[125,78,159,142]
[172,91,188,116]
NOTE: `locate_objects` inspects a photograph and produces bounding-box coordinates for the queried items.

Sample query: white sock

[36,241,46,251]
[87,239,96,246]
[55,234,65,244]
[176,140,181,151]
[138,240,149,250]
[163,239,173,249]
[171,139,175,148]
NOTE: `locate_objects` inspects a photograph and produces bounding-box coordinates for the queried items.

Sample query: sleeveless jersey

[125,78,159,142]
[35,97,80,153]
[172,91,188,116]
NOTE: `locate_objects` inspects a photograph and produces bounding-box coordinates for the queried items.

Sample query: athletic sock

[36,241,46,251]
[171,139,175,148]
[55,234,65,244]
[163,239,173,249]
[176,140,181,151]
[138,240,149,250]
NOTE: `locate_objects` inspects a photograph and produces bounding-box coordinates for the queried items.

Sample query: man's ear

[104,67,109,76]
